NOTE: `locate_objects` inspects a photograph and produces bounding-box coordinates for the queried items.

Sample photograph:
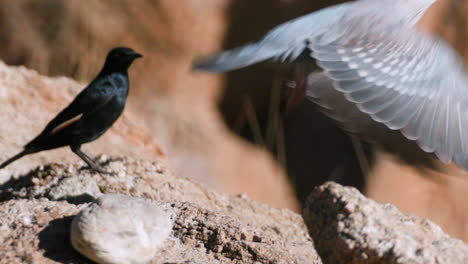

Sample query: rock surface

[0,199,87,264]
[303,182,468,264]
[0,157,318,264]
[71,194,173,264]
[1,158,467,263]
[47,176,102,204]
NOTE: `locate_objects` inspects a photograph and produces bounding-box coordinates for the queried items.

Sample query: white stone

[71,194,173,264]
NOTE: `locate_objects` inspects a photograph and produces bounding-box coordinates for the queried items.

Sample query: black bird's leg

[70,145,104,172]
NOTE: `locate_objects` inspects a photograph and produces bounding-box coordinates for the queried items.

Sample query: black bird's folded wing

[26,79,115,148]
[310,19,468,169]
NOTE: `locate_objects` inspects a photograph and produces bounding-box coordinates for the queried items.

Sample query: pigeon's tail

[0,149,33,169]
[193,42,281,72]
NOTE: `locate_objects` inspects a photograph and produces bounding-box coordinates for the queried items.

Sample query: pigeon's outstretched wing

[193,3,351,72]
[303,71,437,169]
[310,20,468,169]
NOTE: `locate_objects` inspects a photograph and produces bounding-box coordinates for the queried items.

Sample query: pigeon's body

[0,47,142,171]
[194,0,468,170]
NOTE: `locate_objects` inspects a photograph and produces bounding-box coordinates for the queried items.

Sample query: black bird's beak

[125,49,143,60]
[133,52,143,59]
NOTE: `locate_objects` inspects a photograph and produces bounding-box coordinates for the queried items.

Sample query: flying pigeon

[194,0,468,170]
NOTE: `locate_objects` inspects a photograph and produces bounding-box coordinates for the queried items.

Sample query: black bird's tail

[0,149,33,169]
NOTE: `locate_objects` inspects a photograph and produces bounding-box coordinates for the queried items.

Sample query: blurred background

[0,0,466,241]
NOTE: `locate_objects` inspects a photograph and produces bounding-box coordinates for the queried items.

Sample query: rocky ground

[1,157,467,264]
[0,157,317,264]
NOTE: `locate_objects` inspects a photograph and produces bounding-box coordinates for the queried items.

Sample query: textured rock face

[303,182,468,264]
[0,157,318,264]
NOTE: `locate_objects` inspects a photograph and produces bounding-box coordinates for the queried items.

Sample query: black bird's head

[101,47,143,73]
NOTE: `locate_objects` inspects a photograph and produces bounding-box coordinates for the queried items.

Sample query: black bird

[0,47,142,172]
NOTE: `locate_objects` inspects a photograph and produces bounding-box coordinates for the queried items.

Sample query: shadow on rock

[0,167,39,202]
[0,158,116,203]
[38,216,94,263]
